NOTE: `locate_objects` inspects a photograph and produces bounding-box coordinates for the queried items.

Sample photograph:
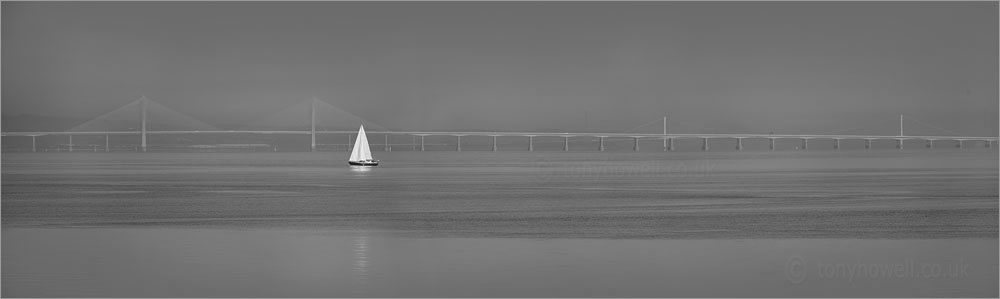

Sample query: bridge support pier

[564,136,569,151]
[769,138,775,151]
[667,138,674,151]
[834,139,840,150]
[528,136,533,151]
[865,139,872,149]
[736,138,743,151]
[702,138,709,151]
[457,136,461,152]
[599,137,605,151]
[68,135,73,152]
[896,139,903,150]
[493,136,497,152]
[31,136,36,152]
[105,134,110,152]
[926,140,933,149]
[420,136,425,151]
[956,140,962,149]
[801,138,808,150]
[385,135,390,152]
[633,137,639,152]
[986,140,992,148]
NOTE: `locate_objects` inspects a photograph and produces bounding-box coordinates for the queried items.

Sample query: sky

[2,1,997,135]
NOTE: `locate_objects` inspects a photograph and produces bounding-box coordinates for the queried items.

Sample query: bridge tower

[897,114,904,149]
[663,116,668,152]
[310,98,316,152]
[899,114,903,137]
[140,97,147,152]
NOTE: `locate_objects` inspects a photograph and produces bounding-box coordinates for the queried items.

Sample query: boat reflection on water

[348,165,373,174]
[352,233,369,296]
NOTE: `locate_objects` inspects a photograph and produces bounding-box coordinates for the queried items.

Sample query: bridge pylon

[140,96,147,152]
[310,98,316,152]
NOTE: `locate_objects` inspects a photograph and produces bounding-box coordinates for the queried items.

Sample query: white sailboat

[348,125,379,166]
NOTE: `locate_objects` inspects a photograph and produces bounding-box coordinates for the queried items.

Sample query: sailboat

[348,125,379,166]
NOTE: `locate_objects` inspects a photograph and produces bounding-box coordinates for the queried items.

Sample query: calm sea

[2,150,998,297]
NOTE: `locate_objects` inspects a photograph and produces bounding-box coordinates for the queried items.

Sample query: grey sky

[2,1,997,135]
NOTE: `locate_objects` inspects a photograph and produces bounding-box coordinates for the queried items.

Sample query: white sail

[349,125,373,162]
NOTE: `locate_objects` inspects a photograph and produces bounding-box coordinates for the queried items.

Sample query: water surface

[3,151,997,297]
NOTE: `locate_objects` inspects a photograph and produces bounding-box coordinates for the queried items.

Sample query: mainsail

[349,125,373,162]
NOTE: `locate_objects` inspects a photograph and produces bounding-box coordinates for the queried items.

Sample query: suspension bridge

[2,96,997,152]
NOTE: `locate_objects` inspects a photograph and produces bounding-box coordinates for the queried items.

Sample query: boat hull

[348,161,379,166]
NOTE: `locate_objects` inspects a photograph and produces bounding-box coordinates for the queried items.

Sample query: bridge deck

[1,130,997,141]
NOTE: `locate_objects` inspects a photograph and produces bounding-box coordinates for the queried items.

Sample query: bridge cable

[905,116,962,136]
